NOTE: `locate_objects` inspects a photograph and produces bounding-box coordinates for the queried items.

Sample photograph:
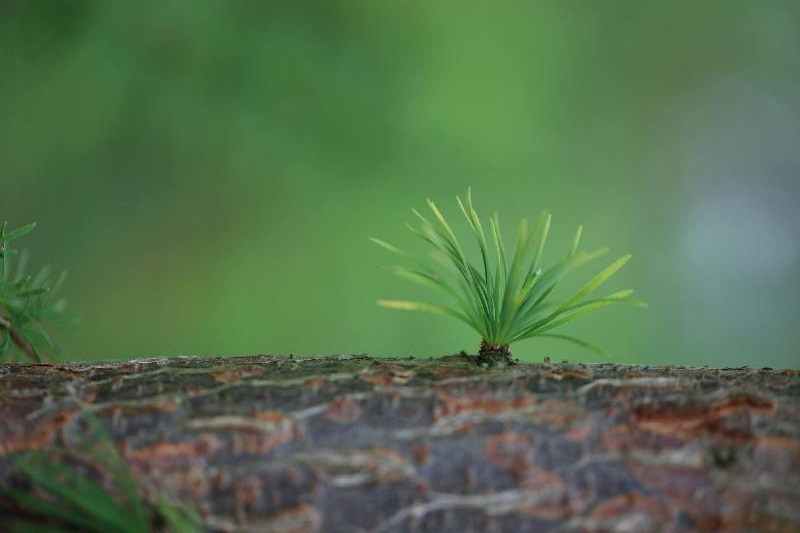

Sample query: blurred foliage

[0,222,70,362]
[3,412,201,532]
[1,1,798,367]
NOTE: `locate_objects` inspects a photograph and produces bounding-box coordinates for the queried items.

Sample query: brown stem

[479,340,510,356]
[0,315,40,362]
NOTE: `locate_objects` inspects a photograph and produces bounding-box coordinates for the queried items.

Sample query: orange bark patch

[209,365,266,383]
[590,493,670,522]
[517,464,563,492]
[434,391,535,420]
[752,436,800,473]
[630,461,709,510]
[484,432,534,468]
[600,424,634,452]
[128,434,222,471]
[634,393,774,441]
[158,464,211,502]
[233,429,295,455]
[522,493,572,520]
[104,401,181,416]
[560,368,595,380]
[325,396,361,423]
[411,441,429,465]
[0,406,78,456]
[360,364,414,386]
[303,378,328,390]
[253,410,292,424]
[368,448,414,484]
[264,504,321,533]
[525,399,584,428]
[565,423,595,442]
[235,473,265,505]
[0,396,44,421]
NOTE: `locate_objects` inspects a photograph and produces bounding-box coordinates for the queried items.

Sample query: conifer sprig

[3,413,201,532]
[0,221,70,362]
[372,189,645,356]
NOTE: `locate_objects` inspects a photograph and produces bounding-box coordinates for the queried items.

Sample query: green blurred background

[2,1,799,368]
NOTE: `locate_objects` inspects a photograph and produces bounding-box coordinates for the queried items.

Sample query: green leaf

[514,247,609,327]
[369,237,404,255]
[380,265,480,325]
[156,498,203,533]
[5,486,104,531]
[560,254,632,311]
[516,299,619,340]
[18,286,50,298]
[2,222,36,243]
[378,299,483,333]
[15,455,135,531]
[568,224,583,258]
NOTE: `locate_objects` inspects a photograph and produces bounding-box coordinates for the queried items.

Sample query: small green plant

[372,189,645,360]
[3,412,202,533]
[0,221,70,362]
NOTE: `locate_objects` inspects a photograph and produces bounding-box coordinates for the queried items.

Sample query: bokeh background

[2,1,798,368]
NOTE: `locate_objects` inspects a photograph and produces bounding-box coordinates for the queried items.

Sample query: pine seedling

[372,189,645,360]
[0,221,70,362]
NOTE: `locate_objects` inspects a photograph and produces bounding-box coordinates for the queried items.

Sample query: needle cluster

[372,189,645,356]
[4,413,201,532]
[0,221,69,361]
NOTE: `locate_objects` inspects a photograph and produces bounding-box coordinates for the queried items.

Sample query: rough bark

[1,354,799,532]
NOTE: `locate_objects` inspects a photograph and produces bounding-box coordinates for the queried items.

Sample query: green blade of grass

[77,416,149,523]
[425,228,493,333]
[18,287,50,298]
[568,224,583,258]
[513,247,609,333]
[2,222,37,243]
[378,299,486,335]
[514,291,642,341]
[369,237,406,256]
[529,212,551,275]
[530,247,609,305]
[15,457,136,531]
[407,216,492,328]
[494,218,532,342]
[488,214,507,331]
[13,250,29,284]
[380,265,482,327]
[5,487,104,531]
[458,189,495,323]
[560,254,632,311]
[464,188,494,301]
[157,497,202,533]
[497,212,550,341]
[371,238,450,280]
[515,256,638,339]
[0,330,11,352]
[426,199,464,255]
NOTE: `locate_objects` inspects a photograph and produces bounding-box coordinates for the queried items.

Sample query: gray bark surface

[1,354,799,532]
